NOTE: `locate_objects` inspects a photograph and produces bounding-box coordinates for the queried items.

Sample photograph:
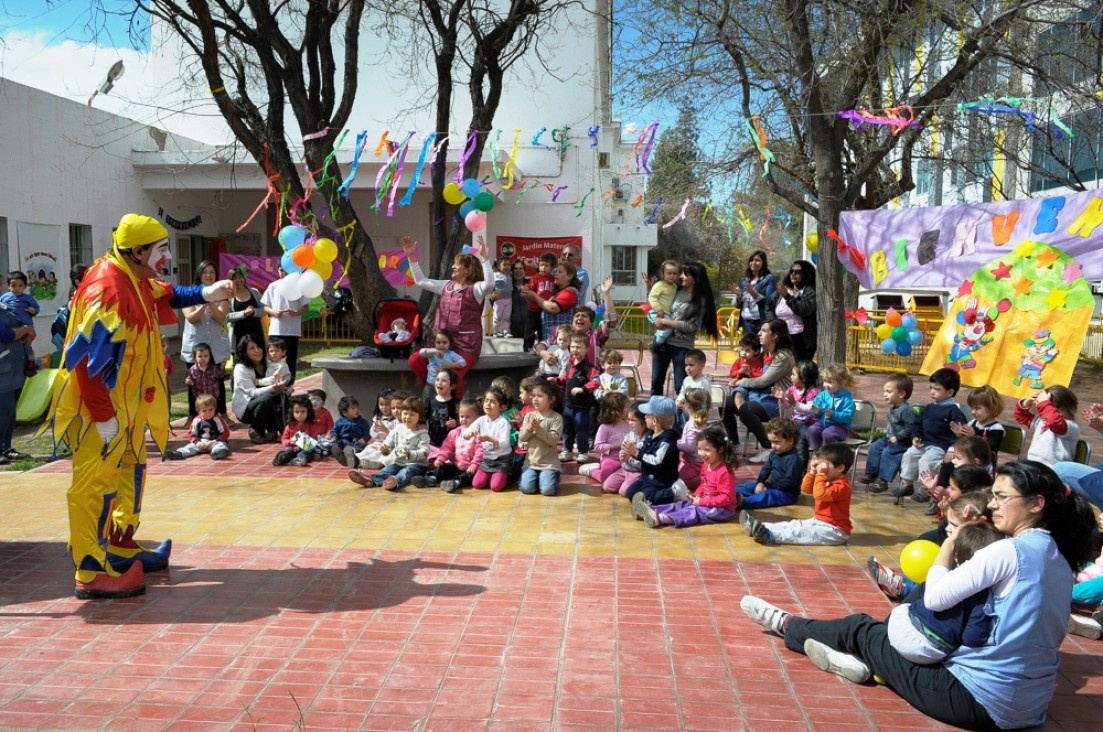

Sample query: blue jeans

[371,462,427,487]
[563,406,592,453]
[1053,461,1103,511]
[520,468,561,496]
[736,482,799,509]
[864,438,908,481]
[650,344,688,396]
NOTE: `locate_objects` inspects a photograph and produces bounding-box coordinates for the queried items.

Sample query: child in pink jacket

[420,399,484,493]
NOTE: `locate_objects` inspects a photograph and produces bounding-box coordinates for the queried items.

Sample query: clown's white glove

[96,417,119,443]
[202,280,234,301]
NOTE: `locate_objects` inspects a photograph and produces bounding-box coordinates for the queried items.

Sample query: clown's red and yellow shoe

[75,562,145,600]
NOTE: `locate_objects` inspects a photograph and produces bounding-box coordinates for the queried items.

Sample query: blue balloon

[278,225,307,251]
[280,251,302,273]
[902,314,918,330]
[881,338,896,354]
[909,330,923,346]
[811,252,819,265]
[461,178,482,199]
[459,200,477,217]
[896,341,912,357]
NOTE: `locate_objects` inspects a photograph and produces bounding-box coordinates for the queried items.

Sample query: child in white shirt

[595,348,628,399]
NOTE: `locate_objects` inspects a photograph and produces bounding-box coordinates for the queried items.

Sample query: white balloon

[279,272,303,300]
[299,269,324,299]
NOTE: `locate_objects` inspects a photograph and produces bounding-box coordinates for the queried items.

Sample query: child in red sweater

[740,443,853,545]
[636,426,738,528]
[272,395,330,467]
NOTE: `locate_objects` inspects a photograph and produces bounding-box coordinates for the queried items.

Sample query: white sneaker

[576,453,591,464]
[578,462,599,479]
[749,449,773,464]
[1067,614,1103,640]
[740,595,790,635]
[558,451,573,462]
[670,479,689,501]
[804,639,872,683]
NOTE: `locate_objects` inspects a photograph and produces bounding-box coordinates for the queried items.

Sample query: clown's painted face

[140,240,173,274]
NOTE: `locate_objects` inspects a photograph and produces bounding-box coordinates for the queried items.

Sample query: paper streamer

[636,122,659,174]
[630,194,643,208]
[644,197,662,226]
[452,130,479,184]
[744,116,776,175]
[532,127,547,147]
[551,126,571,158]
[758,205,774,254]
[838,105,922,136]
[551,185,568,202]
[373,130,390,156]
[386,132,415,216]
[502,129,521,189]
[489,129,503,178]
[237,142,281,233]
[303,126,331,142]
[588,125,600,149]
[662,198,691,229]
[399,132,437,208]
[701,202,713,227]
[514,181,539,203]
[338,131,370,199]
[957,97,1070,138]
[575,187,595,217]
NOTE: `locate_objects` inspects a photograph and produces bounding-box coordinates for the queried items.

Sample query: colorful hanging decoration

[551,186,568,202]
[452,130,480,184]
[838,105,922,135]
[373,130,390,156]
[827,229,866,270]
[399,132,437,208]
[644,197,662,226]
[575,187,595,217]
[633,122,659,174]
[502,128,521,189]
[744,116,776,175]
[531,127,548,147]
[662,198,691,229]
[587,125,600,149]
[158,207,202,231]
[338,131,369,199]
[957,97,1071,138]
[551,125,572,159]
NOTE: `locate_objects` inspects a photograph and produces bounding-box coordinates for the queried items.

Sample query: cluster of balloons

[900,539,940,583]
[276,225,339,300]
[876,307,924,356]
[442,177,495,233]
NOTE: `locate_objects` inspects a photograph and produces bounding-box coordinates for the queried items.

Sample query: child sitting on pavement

[166,393,231,461]
[741,443,854,546]
[736,418,805,509]
[860,373,918,494]
[349,397,430,491]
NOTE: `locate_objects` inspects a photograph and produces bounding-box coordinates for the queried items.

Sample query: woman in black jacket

[774,260,816,362]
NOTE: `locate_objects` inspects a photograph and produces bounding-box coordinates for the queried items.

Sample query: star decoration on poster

[991,262,1012,280]
[1036,248,1061,268]
[958,279,975,297]
[1012,277,1033,296]
[1044,288,1069,310]
[1061,262,1084,285]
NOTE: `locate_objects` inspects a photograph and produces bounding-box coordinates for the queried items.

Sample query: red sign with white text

[496,235,583,275]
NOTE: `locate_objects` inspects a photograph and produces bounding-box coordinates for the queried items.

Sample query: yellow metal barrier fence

[303,304,1103,373]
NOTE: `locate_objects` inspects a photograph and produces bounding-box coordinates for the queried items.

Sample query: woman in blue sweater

[741,461,1095,730]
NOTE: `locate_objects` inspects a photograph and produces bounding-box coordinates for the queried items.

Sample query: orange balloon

[885,309,902,327]
[292,244,316,268]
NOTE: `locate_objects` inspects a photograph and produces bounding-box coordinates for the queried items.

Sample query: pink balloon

[465,210,487,233]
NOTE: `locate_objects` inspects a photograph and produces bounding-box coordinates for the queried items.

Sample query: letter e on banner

[1035,197,1064,235]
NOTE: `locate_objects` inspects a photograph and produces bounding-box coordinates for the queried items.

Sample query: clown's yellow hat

[113,214,168,250]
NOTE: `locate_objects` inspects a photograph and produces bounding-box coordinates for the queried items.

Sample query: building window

[0,217,8,273]
[916,157,931,196]
[610,245,636,286]
[69,224,93,267]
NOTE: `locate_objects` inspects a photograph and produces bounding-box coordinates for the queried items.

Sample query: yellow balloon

[311,260,334,281]
[443,183,466,205]
[314,237,338,263]
[900,540,941,583]
[875,323,893,340]
[805,231,819,254]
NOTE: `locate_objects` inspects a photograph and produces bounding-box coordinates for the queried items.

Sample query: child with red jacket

[558,332,600,462]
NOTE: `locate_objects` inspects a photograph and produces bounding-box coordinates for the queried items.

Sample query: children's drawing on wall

[838,188,1103,398]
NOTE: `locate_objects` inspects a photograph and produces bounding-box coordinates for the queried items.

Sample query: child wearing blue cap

[624,396,688,512]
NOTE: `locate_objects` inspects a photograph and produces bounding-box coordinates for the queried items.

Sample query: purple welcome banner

[837,188,1103,289]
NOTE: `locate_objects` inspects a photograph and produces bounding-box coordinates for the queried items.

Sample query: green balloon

[474,192,496,212]
[892,326,908,342]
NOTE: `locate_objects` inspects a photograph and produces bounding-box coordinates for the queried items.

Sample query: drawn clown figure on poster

[1014,330,1059,389]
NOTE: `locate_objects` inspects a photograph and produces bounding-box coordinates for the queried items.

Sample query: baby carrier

[372,298,421,361]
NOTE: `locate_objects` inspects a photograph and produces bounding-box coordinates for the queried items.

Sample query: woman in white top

[403,234,494,397]
[181,260,231,417]
[231,334,290,443]
[741,460,1095,730]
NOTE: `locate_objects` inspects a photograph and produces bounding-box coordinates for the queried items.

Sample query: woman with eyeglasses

[742,460,1096,730]
[648,261,719,397]
[181,260,231,417]
[225,264,266,355]
[774,259,817,361]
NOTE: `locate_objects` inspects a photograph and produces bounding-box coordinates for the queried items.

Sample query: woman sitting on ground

[741,460,1096,731]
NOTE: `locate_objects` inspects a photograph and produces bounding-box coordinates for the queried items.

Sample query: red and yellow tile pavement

[2,368,1103,730]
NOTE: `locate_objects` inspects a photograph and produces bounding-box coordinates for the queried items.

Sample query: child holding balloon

[886,519,1004,664]
[868,488,994,601]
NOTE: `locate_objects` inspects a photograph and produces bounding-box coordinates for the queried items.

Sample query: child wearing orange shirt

[739,443,853,546]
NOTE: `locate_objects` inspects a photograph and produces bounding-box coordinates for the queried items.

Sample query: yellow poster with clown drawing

[920,242,1092,399]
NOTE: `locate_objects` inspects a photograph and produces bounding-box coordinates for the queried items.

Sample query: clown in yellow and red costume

[39,213,232,599]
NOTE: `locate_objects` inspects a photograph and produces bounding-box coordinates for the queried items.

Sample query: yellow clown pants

[68,432,147,583]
